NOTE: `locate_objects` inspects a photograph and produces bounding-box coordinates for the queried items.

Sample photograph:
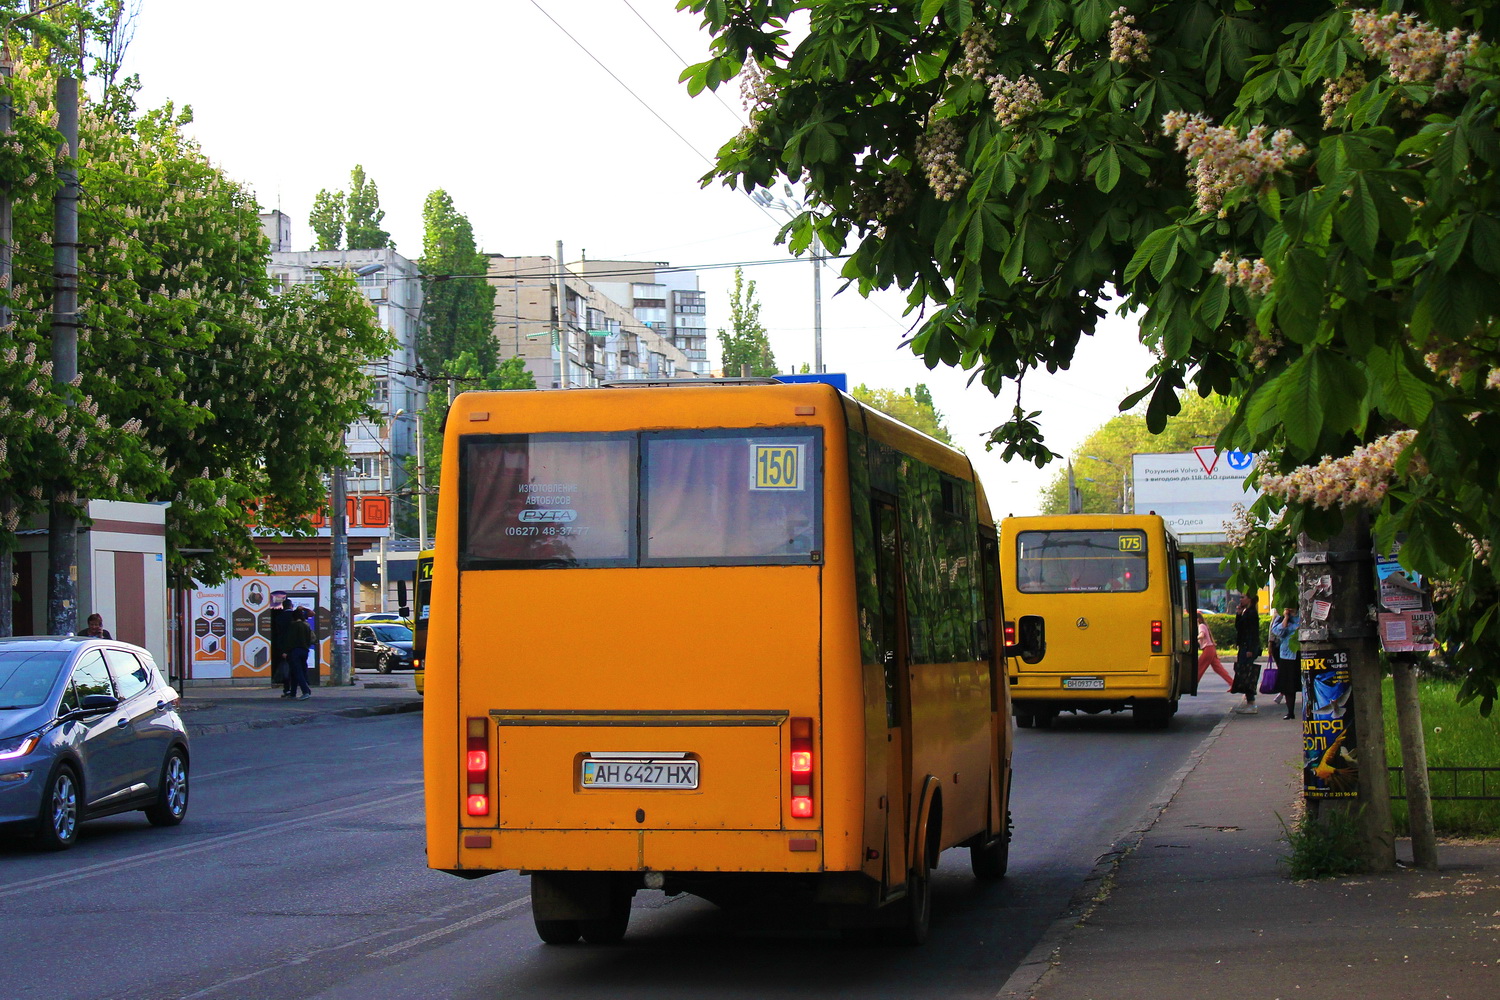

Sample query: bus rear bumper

[1009,674,1176,715]
[450,827,833,876]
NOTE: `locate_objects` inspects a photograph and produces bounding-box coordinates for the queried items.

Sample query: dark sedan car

[352,623,415,673]
[0,636,190,850]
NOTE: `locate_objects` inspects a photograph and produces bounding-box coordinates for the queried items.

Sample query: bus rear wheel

[533,917,581,945]
[578,890,632,944]
[1133,700,1174,729]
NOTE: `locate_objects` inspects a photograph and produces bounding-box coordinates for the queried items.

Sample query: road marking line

[0,788,423,900]
[368,896,530,957]
[194,765,258,780]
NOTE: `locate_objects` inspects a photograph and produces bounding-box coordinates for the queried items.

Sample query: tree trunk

[1391,657,1438,869]
[1296,512,1396,871]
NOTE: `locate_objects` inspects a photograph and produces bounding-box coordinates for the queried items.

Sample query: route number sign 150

[753,443,804,491]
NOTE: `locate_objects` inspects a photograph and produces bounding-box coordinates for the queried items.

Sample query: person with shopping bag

[1268,607,1301,719]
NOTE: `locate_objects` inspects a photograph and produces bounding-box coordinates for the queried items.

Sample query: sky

[117,0,1160,516]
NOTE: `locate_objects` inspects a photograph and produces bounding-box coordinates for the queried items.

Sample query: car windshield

[0,650,70,709]
[371,625,413,642]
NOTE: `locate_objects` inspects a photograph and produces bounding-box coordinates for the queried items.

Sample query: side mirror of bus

[1005,615,1046,664]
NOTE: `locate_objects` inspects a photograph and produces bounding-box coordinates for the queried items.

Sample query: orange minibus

[423,380,1041,944]
[1000,514,1196,728]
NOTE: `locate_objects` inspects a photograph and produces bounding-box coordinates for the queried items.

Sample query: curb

[184,700,423,736]
[995,710,1234,1000]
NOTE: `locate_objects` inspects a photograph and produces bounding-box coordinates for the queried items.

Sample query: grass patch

[1280,808,1370,879]
[1382,676,1500,836]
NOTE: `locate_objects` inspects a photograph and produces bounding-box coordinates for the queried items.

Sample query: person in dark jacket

[1231,593,1261,714]
[285,607,315,700]
[81,613,112,639]
[270,598,294,691]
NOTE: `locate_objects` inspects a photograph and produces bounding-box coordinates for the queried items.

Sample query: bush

[1280,808,1370,880]
[1201,613,1271,653]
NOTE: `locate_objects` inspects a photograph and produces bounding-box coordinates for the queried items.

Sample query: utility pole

[46,71,79,636]
[555,239,569,389]
[811,233,823,374]
[1295,514,1396,871]
[330,464,351,686]
[415,409,428,551]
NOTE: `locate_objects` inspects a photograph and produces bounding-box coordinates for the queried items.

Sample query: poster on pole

[1303,648,1358,798]
[1374,554,1424,612]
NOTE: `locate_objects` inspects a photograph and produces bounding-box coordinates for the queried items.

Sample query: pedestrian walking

[1269,607,1302,719]
[1231,593,1261,714]
[81,613,112,639]
[285,607,314,701]
[1196,612,1234,687]
[270,598,295,692]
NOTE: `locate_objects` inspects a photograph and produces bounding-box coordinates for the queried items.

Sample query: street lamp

[751,184,823,374]
[1083,455,1130,513]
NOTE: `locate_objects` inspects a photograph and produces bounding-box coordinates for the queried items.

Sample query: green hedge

[1201,613,1271,653]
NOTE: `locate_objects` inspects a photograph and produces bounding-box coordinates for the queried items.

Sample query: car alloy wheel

[146,749,189,827]
[38,766,79,850]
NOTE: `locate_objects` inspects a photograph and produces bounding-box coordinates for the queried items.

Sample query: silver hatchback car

[0,636,190,850]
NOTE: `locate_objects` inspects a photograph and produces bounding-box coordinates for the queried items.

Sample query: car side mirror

[1004,615,1046,664]
[77,693,119,716]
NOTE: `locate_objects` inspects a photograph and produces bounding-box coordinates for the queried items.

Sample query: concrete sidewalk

[174,673,423,735]
[1005,702,1500,1000]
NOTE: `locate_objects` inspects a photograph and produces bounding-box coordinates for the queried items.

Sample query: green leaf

[1000,218,1027,284]
[1075,0,1114,40]
[919,0,946,25]
[1150,229,1179,282]
[1471,213,1500,273]
[1125,225,1173,284]
[1197,279,1230,328]
[1093,145,1121,194]
[1337,176,1378,260]
[1310,351,1367,436]
[943,0,974,32]
[1275,248,1325,343]
[1431,218,1472,274]
[1276,353,1325,451]
[1244,374,1282,437]
[1379,353,1436,425]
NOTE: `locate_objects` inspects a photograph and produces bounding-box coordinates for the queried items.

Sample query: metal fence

[1387,766,1500,801]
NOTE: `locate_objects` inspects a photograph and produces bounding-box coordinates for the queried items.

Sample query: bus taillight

[1150,620,1164,653]
[789,716,814,819]
[466,717,489,817]
[1003,620,1016,645]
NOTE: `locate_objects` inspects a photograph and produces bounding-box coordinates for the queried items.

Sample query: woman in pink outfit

[1196,612,1234,686]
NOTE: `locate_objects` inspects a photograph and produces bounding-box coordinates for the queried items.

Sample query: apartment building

[487,253,694,387]
[580,259,710,376]
[259,212,425,502]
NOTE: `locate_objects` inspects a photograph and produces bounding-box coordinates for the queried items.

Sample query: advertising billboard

[1132,448,1260,543]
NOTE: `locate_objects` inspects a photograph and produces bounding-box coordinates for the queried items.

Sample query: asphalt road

[1,693,1232,1000]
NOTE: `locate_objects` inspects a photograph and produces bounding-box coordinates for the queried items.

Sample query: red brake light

[465,717,490,818]
[789,716,814,820]
[1003,620,1016,645]
[1151,619,1164,653]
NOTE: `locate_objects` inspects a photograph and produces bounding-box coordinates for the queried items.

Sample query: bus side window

[875,501,901,728]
